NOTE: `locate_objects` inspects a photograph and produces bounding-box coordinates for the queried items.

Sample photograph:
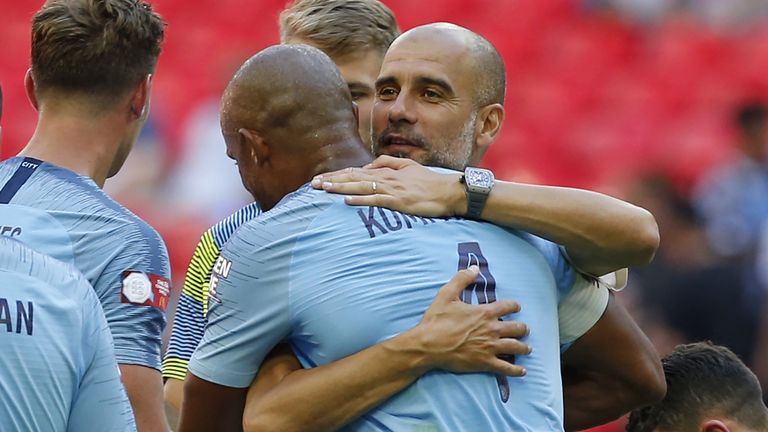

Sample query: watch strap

[466,187,489,219]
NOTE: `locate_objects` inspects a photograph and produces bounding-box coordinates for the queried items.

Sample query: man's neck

[19,107,124,188]
[312,135,374,176]
[258,135,373,211]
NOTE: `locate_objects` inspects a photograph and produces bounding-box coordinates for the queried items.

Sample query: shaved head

[392,23,505,107]
[220,44,370,210]
[221,44,357,145]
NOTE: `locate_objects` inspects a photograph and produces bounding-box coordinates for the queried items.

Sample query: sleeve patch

[120,271,170,311]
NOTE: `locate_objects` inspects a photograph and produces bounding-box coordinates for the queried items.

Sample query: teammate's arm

[69,285,137,432]
[561,293,666,431]
[121,365,168,432]
[241,267,530,432]
[180,375,248,432]
[163,379,183,419]
[312,156,659,276]
[162,231,216,419]
[99,230,173,432]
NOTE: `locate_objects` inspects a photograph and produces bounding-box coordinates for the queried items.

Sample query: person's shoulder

[40,169,171,272]
[224,186,334,251]
[694,155,759,195]
[209,202,262,247]
[0,237,92,299]
[25,162,157,231]
[0,156,22,176]
[245,184,335,227]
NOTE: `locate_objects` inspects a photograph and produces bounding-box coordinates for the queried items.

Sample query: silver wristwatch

[460,167,494,219]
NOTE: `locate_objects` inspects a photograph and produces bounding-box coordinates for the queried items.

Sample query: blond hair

[279,0,400,58]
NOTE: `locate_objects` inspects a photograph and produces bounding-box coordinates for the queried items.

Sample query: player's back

[0,156,171,369]
[208,183,581,431]
[0,237,136,431]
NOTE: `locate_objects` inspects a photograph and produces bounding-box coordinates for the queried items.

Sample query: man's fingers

[343,195,393,207]
[484,300,521,318]
[313,167,389,185]
[320,181,381,196]
[494,338,532,357]
[365,155,414,170]
[486,358,527,377]
[496,320,530,339]
[435,266,479,303]
[312,172,365,187]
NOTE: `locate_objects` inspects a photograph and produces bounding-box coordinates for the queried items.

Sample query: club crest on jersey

[208,256,232,304]
[120,271,170,311]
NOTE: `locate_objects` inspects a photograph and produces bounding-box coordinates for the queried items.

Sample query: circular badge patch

[122,272,152,304]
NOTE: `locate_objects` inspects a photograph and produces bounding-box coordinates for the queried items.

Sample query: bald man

[179,42,647,432]
[234,24,662,431]
[308,23,667,429]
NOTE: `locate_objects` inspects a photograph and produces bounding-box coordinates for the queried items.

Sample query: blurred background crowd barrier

[2,1,767,430]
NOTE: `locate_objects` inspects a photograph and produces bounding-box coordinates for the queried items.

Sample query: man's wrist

[448,173,468,216]
[383,326,437,377]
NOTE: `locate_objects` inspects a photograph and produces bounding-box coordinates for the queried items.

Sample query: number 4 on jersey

[457,242,510,403]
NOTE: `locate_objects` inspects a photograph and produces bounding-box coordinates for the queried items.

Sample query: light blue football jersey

[0,237,136,432]
[0,157,171,370]
[163,202,261,381]
[190,180,606,431]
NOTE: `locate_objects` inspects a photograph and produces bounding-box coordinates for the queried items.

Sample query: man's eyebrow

[375,76,398,89]
[347,81,373,92]
[415,76,454,96]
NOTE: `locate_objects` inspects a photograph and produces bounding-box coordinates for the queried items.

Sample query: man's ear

[239,128,270,167]
[471,103,504,164]
[700,419,730,432]
[129,74,152,120]
[24,69,39,111]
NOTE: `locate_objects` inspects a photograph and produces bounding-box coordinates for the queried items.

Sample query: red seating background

[3,0,767,190]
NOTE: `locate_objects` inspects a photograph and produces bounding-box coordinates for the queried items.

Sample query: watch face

[465,168,494,189]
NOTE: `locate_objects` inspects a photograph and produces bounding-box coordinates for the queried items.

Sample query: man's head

[627,342,768,432]
[280,0,400,146]
[28,0,165,177]
[371,23,505,171]
[735,102,767,162]
[220,44,361,211]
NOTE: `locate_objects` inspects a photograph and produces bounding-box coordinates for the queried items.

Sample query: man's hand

[313,156,660,276]
[311,156,466,217]
[409,265,531,376]
[242,266,530,432]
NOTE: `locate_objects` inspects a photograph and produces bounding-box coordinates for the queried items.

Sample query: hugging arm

[313,156,659,277]
[242,267,531,432]
[561,293,665,431]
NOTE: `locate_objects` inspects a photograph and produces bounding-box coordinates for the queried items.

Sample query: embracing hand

[311,156,468,218]
[412,266,531,377]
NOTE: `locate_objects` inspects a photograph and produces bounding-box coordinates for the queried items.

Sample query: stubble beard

[372,112,477,171]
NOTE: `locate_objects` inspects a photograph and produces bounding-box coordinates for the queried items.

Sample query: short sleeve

[68,284,137,432]
[163,231,216,381]
[520,234,577,298]
[557,273,610,352]
[165,203,262,381]
[188,225,292,388]
[94,225,172,371]
[519,235,610,352]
